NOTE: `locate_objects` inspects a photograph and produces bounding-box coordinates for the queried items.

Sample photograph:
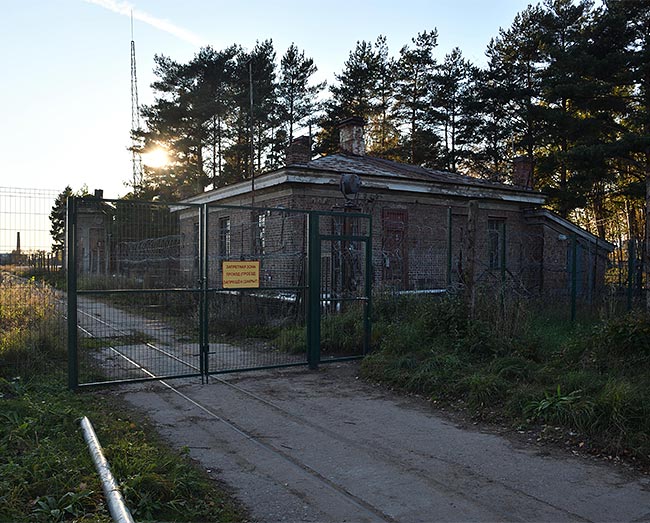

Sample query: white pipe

[80,416,135,523]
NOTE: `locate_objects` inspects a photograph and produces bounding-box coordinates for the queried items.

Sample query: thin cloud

[83,0,204,47]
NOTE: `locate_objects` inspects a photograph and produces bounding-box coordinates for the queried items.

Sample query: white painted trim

[181,169,545,206]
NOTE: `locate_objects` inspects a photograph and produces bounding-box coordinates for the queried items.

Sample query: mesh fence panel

[203,206,310,372]
[73,201,315,385]
[373,206,639,321]
[317,212,371,361]
[0,187,66,379]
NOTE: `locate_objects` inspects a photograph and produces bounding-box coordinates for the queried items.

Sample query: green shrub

[488,356,536,382]
[569,311,650,374]
[321,308,366,355]
[405,353,466,396]
[379,321,430,356]
[362,291,650,463]
[462,372,510,408]
[274,325,306,354]
[420,294,469,338]
[525,385,594,428]
[589,379,650,450]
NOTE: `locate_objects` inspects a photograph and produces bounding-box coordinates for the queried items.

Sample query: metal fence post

[500,221,507,316]
[627,239,635,311]
[199,204,209,382]
[66,196,78,390]
[571,233,578,322]
[446,207,452,287]
[307,212,320,369]
[364,216,372,355]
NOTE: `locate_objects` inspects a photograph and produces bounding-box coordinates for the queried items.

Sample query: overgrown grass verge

[0,278,246,522]
[361,292,650,465]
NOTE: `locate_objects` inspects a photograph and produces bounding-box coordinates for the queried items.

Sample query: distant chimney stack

[94,189,104,199]
[338,116,366,156]
[285,136,311,165]
[512,156,534,190]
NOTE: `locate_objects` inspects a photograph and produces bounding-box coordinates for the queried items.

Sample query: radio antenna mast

[130,11,143,191]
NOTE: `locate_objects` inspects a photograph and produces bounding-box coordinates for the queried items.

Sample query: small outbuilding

[179,117,614,299]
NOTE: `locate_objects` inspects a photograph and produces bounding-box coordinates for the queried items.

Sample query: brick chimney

[285,136,311,165]
[94,189,104,199]
[338,116,366,156]
[512,156,534,190]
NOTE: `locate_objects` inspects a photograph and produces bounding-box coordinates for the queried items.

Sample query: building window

[488,219,505,270]
[219,216,231,259]
[381,209,408,287]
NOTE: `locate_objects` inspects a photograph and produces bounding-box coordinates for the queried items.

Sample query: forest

[132,0,649,255]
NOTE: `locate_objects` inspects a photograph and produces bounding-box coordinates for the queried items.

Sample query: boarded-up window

[219,216,231,259]
[382,209,408,287]
[488,219,505,270]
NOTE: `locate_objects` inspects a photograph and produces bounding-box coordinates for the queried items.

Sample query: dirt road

[116,365,650,523]
[74,296,650,522]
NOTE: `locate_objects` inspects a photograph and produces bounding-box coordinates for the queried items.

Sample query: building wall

[538,221,610,300]
[178,182,611,297]
[76,208,109,274]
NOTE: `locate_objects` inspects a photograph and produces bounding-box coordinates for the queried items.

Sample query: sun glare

[142,148,169,168]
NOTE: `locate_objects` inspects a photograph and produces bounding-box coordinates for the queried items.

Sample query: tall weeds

[363,290,650,463]
[0,276,66,378]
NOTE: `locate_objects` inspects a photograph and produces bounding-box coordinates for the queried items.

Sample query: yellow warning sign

[222,261,260,289]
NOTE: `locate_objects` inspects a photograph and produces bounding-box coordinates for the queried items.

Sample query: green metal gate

[67,196,371,389]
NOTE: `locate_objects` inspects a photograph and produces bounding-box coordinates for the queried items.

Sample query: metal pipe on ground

[79,416,135,523]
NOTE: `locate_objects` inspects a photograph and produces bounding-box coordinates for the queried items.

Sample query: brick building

[178,117,614,298]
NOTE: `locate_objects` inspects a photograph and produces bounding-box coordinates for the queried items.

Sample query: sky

[0,0,534,200]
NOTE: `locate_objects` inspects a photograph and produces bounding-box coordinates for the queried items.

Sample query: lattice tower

[130,13,143,190]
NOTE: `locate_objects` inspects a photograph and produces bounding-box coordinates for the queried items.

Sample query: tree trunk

[646,164,650,310]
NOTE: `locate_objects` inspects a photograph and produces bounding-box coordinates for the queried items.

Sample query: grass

[0,276,246,522]
[361,290,650,465]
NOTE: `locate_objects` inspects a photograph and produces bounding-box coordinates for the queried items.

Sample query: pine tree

[393,30,439,165]
[190,45,240,189]
[431,47,475,172]
[367,35,400,158]
[317,40,381,156]
[536,0,595,217]
[49,186,73,256]
[139,54,210,199]
[277,43,325,146]
[463,43,512,180]
[596,0,650,304]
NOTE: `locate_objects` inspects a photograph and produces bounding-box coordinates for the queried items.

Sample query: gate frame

[67,197,372,390]
[307,211,372,369]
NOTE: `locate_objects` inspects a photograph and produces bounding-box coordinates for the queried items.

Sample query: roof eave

[179,166,546,206]
[525,209,616,251]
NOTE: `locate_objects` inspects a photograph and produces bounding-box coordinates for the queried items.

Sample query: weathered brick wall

[177,183,609,297]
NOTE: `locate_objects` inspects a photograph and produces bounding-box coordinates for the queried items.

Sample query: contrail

[83,0,204,46]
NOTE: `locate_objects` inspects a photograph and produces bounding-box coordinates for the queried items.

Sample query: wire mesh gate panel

[68,198,203,388]
[313,211,372,363]
[67,198,372,388]
[202,204,310,375]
